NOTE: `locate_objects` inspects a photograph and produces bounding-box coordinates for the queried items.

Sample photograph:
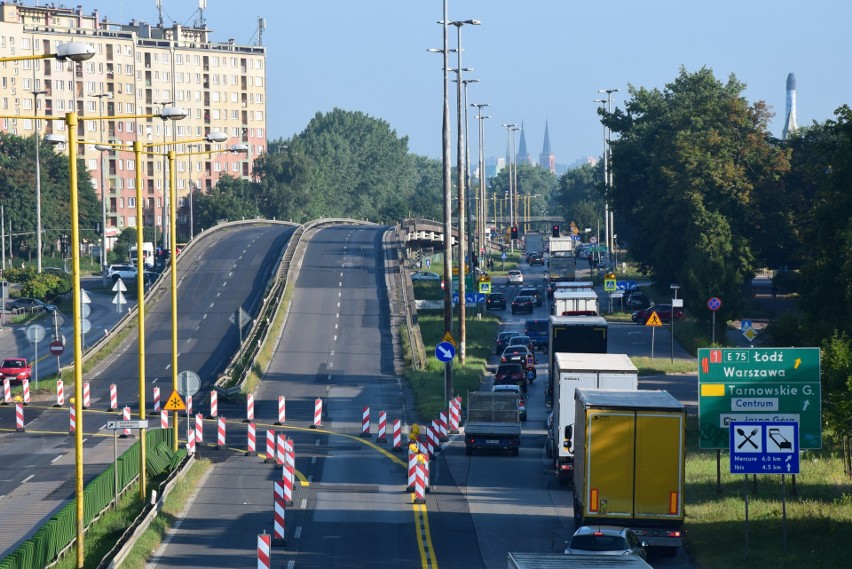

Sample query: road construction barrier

[430,423,440,455]
[275,395,286,425]
[449,397,461,433]
[377,410,387,442]
[392,419,402,451]
[152,386,160,412]
[82,381,91,409]
[54,380,64,407]
[361,406,371,437]
[265,429,275,464]
[120,406,132,437]
[311,398,323,428]
[258,533,271,568]
[187,394,193,416]
[282,463,294,505]
[216,416,226,449]
[284,437,294,467]
[414,460,427,503]
[276,433,286,466]
[246,422,256,456]
[160,410,168,429]
[2,378,10,404]
[438,411,449,441]
[245,393,254,422]
[16,403,24,431]
[208,390,218,419]
[69,405,76,434]
[273,481,286,545]
[195,414,204,445]
[107,383,117,411]
[407,450,417,490]
[22,379,30,405]
[187,426,196,455]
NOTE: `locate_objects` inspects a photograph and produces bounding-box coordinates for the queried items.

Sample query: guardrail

[393,223,427,369]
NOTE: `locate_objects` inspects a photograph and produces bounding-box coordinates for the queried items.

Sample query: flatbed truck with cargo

[464,391,522,456]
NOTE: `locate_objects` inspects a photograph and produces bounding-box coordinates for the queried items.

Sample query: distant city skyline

[25,1,852,168]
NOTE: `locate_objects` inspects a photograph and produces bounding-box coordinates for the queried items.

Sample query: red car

[631,304,684,324]
[494,363,527,392]
[0,358,32,382]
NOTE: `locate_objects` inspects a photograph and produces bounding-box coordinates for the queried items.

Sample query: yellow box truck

[572,389,685,555]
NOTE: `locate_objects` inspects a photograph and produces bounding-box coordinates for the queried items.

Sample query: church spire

[539,120,555,174]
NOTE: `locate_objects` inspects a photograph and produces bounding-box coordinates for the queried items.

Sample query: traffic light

[60,235,69,257]
[552,225,560,238]
[510,226,518,240]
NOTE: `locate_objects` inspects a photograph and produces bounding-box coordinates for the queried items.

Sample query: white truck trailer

[549,353,638,485]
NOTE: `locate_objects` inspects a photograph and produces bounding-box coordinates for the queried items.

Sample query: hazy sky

[72,1,851,166]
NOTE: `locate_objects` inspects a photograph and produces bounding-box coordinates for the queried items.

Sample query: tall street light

[471,103,489,260]
[598,88,619,256]
[32,90,48,273]
[461,77,478,269]
[501,123,516,248]
[93,93,111,270]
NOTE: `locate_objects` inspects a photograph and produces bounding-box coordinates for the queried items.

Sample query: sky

[63,0,852,167]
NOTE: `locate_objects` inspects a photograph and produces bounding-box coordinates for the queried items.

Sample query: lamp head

[54,42,95,62]
[205,131,229,143]
[229,143,249,153]
[160,106,188,121]
[45,134,66,145]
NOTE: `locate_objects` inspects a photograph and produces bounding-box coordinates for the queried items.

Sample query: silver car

[565,525,648,559]
[507,269,524,284]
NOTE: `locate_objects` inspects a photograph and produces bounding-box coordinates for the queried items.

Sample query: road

[0,222,295,558]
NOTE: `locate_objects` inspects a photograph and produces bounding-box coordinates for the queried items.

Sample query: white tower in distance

[782,73,798,140]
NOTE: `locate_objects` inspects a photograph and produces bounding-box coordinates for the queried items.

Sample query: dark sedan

[486,292,507,310]
[501,345,533,365]
[511,295,535,314]
[494,330,521,355]
[631,304,684,324]
[5,297,57,312]
[493,363,527,392]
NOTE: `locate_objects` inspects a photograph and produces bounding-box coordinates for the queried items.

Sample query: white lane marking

[330,351,334,357]
[22,474,35,483]
[301,498,308,510]
[216,292,221,297]
[202,314,207,320]
[340,272,344,278]
[209,302,215,308]
[333,335,337,342]
[338,291,342,297]
[336,313,339,319]
[311,455,317,464]
[335,323,338,330]
[338,281,343,287]
[50,455,62,464]
[294,527,302,540]
[337,302,341,308]
[228,272,233,278]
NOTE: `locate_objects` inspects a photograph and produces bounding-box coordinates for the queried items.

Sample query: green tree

[604,67,790,321]
[555,162,604,235]
[489,162,558,229]
[820,332,852,440]
[194,175,260,231]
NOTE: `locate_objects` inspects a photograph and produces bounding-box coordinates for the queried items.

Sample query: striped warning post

[107,383,117,411]
[216,416,226,449]
[449,397,461,433]
[82,381,91,409]
[187,395,193,416]
[423,456,431,491]
[69,405,76,434]
[16,403,24,432]
[361,406,371,437]
[152,386,160,413]
[257,533,271,568]
[276,433,286,466]
[392,419,402,452]
[310,398,323,429]
[430,423,441,455]
[22,379,30,405]
[54,380,64,407]
[265,429,275,464]
[244,393,254,423]
[246,422,256,456]
[272,481,286,545]
[284,437,294,467]
[275,395,286,425]
[208,390,218,419]
[282,464,294,505]
[438,410,449,441]
[2,378,10,405]
[376,410,387,443]
[187,426,196,455]
[407,450,417,490]
[414,460,426,503]
[195,413,204,445]
[160,410,168,429]
[120,406,132,438]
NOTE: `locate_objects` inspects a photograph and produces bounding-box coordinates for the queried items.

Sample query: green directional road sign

[697,347,821,449]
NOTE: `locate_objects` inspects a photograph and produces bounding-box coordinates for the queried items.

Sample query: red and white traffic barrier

[244,393,254,423]
[428,425,439,457]
[121,406,132,437]
[216,416,226,449]
[414,461,427,503]
[392,419,402,451]
[54,380,64,407]
[22,379,30,405]
[438,411,449,441]
[2,378,10,405]
[449,397,461,433]
[407,450,417,490]
[195,414,204,445]
[152,386,160,413]
[377,410,387,443]
[107,383,117,411]
[258,533,272,567]
[282,463,294,505]
[69,405,76,434]
[265,429,275,464]
[187,426,196,455]
[246,422,256,456]
[273,481,287,545]
[284,439,295,470]
[275,395,286,425]
[311,398,323,429]
[276,433,286,466]
[82,381,91,409]
[160,410,168,429]
[16,402,25,432]
[361,406,371,437]
[208,390,218,419]
[186,395,193,416]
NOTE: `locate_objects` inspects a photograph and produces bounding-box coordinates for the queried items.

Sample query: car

[511,295,535,314]
[492,383,527,421]
[507,269,524,285]
[524,319,550,352]
[501,345,533,365]
[486,292,507,310]
[106,264,138,283]
[0,358,32,382]
[528,252,545,266]
[518,286,543,306]
[493,363,527,392]
[631,303,684,324]
[410,270,441,282]
[5,297,57,313]
[624,290,651,310]
[564,525,648,559]
[494,330,521,355]
[507,335,536,356]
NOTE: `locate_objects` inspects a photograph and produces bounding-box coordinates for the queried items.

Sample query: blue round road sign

[707,297,722,312]
[435,341,456,362]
